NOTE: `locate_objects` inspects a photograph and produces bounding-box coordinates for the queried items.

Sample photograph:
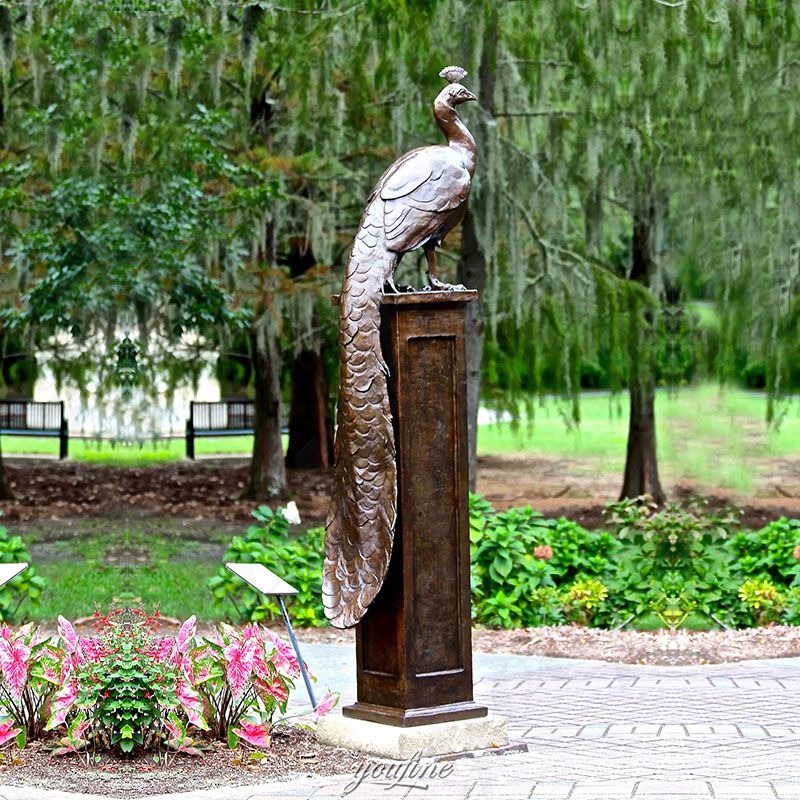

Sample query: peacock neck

[434,101,477,175]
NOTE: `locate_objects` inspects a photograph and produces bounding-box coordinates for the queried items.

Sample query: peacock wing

[379,147,471,253]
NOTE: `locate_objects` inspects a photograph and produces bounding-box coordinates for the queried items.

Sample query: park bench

[185,399,255,459]
[0,399,69,459]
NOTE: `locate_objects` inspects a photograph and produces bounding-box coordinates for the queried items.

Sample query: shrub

[47,609,206,757]
[782,586,800,625]
[0,521,46,622]
[208,506,325,626]
[601,497,741,627]
[738,578,784,626]
[563,578,608,626]
[528,587,566,626]
[469,495,617,628]
[205,499,800,632]
[728,517,800,585]
[605,496,739,569]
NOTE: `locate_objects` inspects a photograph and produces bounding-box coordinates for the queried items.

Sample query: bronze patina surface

[323,66,478,629]
[343,290,487,727]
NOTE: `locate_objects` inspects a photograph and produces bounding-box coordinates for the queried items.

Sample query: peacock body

[323,66,478,628]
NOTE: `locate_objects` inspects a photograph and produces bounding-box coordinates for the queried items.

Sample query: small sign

[226,562,298,596]
[225,561,316,709]
[0,563,27,587]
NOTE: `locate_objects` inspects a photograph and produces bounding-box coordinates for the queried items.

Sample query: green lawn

[18,522,233,623]
[478,385,800,494]
[0,434,262,464]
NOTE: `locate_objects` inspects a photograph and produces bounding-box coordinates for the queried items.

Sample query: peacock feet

[425,272,466,292]
[384,276,415,294]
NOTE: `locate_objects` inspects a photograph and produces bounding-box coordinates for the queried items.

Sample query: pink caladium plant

[52,713,91,756]
[222,636,259,699]
[57,616,79,656]
[190,622,328,748]
[313,689,339,720]
[0,636,31,701]
[0,718,21,747]
[188,622,339,750]
[232,714,271,749]
[0,623,61,745]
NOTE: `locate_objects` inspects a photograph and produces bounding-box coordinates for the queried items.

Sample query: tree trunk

[283,239,333,470]
[0,329,11,500]
[458,208,486,493]
[457,1,497,493]
[620,374,664,503]
[619,170,666,504]
[0,441,12,501]
[244,326,286,501]
[285,349,333,469]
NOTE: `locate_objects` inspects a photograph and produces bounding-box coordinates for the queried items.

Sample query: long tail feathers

[322,219,398,628]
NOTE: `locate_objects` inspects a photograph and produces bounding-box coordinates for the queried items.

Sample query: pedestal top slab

[332,290,478,306]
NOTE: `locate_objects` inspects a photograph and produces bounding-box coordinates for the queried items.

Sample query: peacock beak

[463,89,477,103]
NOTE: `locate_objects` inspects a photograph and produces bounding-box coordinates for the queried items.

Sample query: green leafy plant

[781,586,800,625]
[606,496,739,569]
[738,578,785,626]
[563,578,608,626]
[648,589,697,631]
[528,587,567,626]
[0,521,46,622]
[469,495,616,628]
[602,497,740,627]
[208,506,325,626]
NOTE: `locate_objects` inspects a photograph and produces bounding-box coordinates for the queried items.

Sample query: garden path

[3,648,800,799]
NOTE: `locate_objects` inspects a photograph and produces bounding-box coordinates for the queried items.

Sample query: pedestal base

[343,699,487,727]
[316,711,508,760]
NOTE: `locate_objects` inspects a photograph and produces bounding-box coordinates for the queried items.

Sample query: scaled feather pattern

[323,67,478,628]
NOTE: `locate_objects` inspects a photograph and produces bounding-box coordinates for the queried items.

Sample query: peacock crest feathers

[439,65,468,84]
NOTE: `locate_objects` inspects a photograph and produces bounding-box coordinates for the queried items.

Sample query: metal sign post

[225,562,317,709]
[0,563,28,587]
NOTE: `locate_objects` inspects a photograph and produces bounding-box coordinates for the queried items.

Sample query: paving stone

[569,781,639,800]
[529,781,575,797]
[633,779,712,796]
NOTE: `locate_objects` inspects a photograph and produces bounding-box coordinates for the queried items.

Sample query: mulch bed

[0,726,365,798]
[292,624,800,666]
[470,625,800,666]
[3,457,800,527]
[0,460,332,523]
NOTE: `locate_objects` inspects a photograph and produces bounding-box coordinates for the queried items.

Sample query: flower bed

[0,609,336,765]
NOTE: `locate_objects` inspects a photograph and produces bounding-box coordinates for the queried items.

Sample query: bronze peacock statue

[323,66,478,628]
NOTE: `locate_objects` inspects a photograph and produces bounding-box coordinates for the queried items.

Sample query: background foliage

[206,501,800,632]
[1,1,798,500]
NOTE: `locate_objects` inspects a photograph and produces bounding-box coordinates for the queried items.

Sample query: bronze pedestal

[342,289,487,728]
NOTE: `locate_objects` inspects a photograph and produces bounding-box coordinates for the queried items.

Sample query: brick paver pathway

[3,650,800,800]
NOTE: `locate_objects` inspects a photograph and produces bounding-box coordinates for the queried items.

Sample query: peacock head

[437,65,477,106]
